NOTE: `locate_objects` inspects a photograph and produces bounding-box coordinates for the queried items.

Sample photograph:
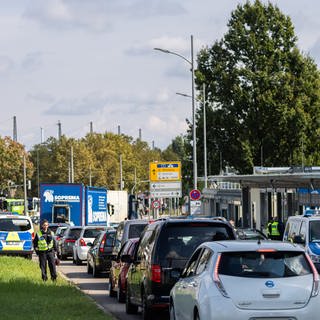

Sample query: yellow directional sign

[149,161,181,182]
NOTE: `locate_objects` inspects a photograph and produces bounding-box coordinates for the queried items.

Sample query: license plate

[6,241,22,245]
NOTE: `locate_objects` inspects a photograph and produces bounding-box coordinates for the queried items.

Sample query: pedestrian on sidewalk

[33,219,57,281]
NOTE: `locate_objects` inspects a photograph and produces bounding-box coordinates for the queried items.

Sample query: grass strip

[0,256,114,320]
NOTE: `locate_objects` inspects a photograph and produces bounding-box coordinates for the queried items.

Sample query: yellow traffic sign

[149,161,181,182]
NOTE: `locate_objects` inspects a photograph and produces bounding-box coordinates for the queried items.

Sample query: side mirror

[87,242,93,247]
[293,235,305,244]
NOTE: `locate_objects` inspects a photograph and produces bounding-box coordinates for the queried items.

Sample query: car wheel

[194,309,200,320]
[87,262,93,274]
[170,302,176,320]
[125,285,138,314]
[109,276,116,297]
[92,263,100,277]
[75,253,82,265]
[142,293,152,320]
[117,279,125,303]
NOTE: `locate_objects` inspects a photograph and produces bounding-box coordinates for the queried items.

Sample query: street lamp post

[154,35,197,190]
[176,82,208,189]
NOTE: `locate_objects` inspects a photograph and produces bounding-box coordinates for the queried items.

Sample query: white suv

[170,240,320,320]
[72,225,106,265]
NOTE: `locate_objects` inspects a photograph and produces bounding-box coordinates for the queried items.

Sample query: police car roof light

[303,209,319,217]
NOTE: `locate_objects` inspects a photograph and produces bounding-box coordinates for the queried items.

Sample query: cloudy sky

[1,0,320,151]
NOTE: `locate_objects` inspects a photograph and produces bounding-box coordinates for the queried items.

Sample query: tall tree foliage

[29,133,163,196]
[0,136,33,196]
[196,0,320,173]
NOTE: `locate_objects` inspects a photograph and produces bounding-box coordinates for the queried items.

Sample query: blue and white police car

[283,209,320,272]
[0,212,34,259]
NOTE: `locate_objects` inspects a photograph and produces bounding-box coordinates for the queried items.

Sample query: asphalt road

[56,258,142,320]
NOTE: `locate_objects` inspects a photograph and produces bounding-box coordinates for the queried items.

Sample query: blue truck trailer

[40,183,108,226]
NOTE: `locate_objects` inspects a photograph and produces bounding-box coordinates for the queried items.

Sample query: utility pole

[90,121,93,134]
[40,127,44,144]
[139,128,142,140]
[203,83,208,189]
[120,154,123,190]
[57,120,62,140]
[70,146,74,183]
[23,155,28,215]
[118,125,121,135]
[89,165,92,186]
[13,116,17,142]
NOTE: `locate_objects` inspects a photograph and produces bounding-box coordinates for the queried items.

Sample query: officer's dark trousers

[38,250,57,281]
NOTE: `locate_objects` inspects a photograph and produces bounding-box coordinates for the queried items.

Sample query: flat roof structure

[207,173,320,189]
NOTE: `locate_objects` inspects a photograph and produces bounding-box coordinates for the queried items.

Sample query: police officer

[33,219,57,281]
[269,216,284,240]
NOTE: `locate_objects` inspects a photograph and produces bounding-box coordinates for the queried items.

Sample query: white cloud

[1,0,320,151]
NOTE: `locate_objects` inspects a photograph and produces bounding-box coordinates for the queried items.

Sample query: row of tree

[0,133,190,198]
[2,1,320,197]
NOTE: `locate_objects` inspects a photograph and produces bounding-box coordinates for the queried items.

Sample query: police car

[0,212,34,259]
[283,209,320,272]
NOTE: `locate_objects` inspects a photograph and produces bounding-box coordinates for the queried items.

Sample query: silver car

[170,240,320,320]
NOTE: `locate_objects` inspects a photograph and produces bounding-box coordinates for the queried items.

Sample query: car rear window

[156,224,234,267]
[0,218,31,232]
[219,251,312,278]
[69,228,82,238]
[83,228,104,238]
[128,224,147,238]
[104,232,115,248]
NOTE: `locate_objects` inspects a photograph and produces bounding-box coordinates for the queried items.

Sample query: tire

[92,263,100,277]
[75,253,82,266]
[87,262,93,274]
[194,309,200,320]
[125,285,138,314]
[57,250,62,260]
[109,276,116,297]
[170,303,176,320]
[117,279,125,303]
[142,294,152,320]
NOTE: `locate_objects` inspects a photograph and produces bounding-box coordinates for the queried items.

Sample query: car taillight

[213,254,229,297]
[79,238,86,246]
[56,236,61,241]
[32,232,35,240]
[99,237,106,253]
[306,253,319,297]
[65,239,76,243]
[151,264,161,283]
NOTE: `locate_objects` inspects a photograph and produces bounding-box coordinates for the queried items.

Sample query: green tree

[0,136,33,196]
[195,0,320,173]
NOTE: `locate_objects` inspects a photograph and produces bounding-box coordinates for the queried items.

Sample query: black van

[125,218,236,319]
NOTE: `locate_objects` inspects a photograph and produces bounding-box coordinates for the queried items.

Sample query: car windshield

[128,224,147,238]
[309,220,320,242]
[157,223,234,268]
[0,218,31,231]
[219,251,311,278]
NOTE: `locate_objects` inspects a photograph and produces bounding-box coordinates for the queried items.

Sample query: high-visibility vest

[37,231,54,251]
[271,221,280,236]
